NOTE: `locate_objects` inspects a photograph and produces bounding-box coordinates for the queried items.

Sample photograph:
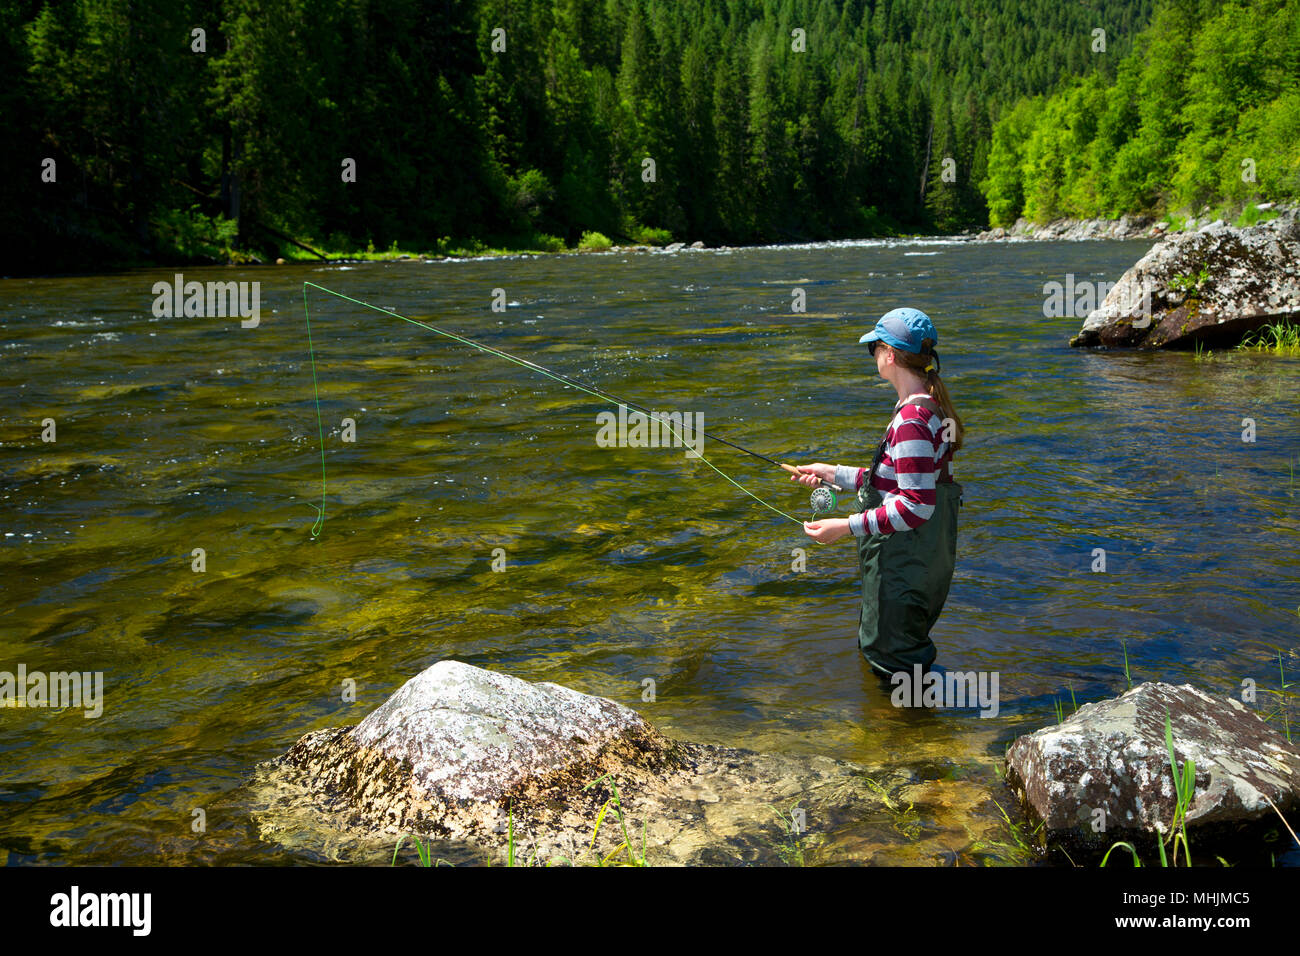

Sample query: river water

[2,239,1298,865]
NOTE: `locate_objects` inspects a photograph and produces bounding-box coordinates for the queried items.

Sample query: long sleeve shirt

[834,393,953,537]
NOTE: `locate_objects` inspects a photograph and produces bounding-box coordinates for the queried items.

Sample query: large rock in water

[1006,682,1300,854]
[246,660,1008,866]
[275,661,680,840]
[1070,213,1300,348]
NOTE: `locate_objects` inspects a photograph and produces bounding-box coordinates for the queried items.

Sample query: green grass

[391,775,648,868]
[1053,682,1080,725]
[1098,709,1196,868]
[767,802,807,866]
[1160,710,1197,866]
[390,834,451,867]
[1169,265,1212,297]
[1235,204,1281,228]
[1236,322,1300,355]
[862,775,923,840]
[1260,650,1295,743]
[582,773,648,866]
[505,801,527,866]
[1280,651,1293,743]
[1099,841,1142,867]
[979,798,1044,861]
[1175,265,1211,299]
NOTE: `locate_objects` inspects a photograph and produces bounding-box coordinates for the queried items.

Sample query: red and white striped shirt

[838,394,953,537]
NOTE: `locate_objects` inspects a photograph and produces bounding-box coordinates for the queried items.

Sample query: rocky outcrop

[976,214,1160,241]
[274,661,681,842]
[248,660,1006,866]
[1005,682,1300,855]
[1070,213,1300,348]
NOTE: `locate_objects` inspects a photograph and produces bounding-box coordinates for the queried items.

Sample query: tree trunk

[918,120,933,205]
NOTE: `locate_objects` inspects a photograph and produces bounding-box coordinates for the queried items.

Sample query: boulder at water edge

[1005,681,1300,853]
[1070,213,1300,348]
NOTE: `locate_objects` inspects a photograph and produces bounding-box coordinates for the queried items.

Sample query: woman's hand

[803,517,850,544]
[790,462,834,488]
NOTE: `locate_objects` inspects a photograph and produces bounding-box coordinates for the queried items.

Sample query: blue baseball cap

[858,307,938,354]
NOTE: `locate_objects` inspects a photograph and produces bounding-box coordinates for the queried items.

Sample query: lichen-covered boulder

[1005,682,1300,851]
[247,660,1009,866]
[1070,213,1300,348]
[274,660,681,840]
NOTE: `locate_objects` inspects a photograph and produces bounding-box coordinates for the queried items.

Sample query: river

[2,238,1297,865]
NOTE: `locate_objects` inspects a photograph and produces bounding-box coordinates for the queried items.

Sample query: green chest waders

[854,398,963,676]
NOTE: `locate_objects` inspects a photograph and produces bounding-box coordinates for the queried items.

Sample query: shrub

[153,206,240,261]
[529,233,566,253]
[632,226,673,246]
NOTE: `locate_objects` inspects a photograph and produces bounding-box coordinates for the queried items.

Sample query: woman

[793,307,964,678]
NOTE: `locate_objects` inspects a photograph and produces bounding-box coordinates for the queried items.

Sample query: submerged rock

[1069,211,1300,348]
[249,660,1008,865]
[1005,682,1300,855]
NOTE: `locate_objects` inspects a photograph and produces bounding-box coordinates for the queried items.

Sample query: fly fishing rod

[301,282,842,536]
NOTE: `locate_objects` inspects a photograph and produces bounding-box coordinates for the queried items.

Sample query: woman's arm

[788,463,865,489]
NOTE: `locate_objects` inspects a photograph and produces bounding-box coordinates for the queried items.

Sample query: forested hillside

[1,0,1153,270]
[982,0,1300,226]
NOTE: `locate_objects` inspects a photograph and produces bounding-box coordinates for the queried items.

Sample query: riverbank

[4,232,936,278]
[974,203,1299,242]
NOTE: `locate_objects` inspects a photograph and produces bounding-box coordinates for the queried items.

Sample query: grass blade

[1100,841,1141,867]
[1263,793,1300,849]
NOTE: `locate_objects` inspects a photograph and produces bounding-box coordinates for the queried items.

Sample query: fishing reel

[809,485,838,520]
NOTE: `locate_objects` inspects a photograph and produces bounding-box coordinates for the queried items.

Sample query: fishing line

[301,280,822,535]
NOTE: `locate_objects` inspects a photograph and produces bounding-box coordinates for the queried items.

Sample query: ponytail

[925,368,964,453]
[892,340,964,452]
